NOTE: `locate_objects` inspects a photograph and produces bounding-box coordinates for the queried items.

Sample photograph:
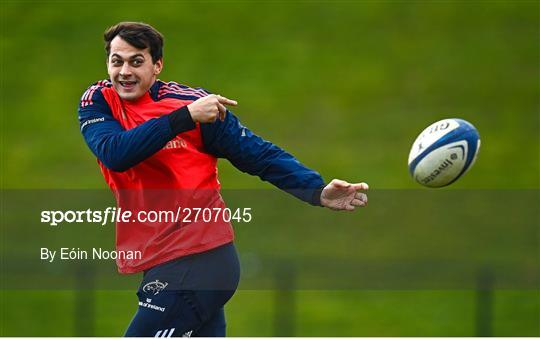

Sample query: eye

[132,59,144,66]
[111,59,122,66]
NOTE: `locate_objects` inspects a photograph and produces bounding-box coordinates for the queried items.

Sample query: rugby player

[78,21,368,337]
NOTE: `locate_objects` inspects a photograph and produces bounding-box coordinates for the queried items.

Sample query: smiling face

[107,36,163,101]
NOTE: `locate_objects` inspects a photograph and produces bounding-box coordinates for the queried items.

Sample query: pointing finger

[216,95,237,106]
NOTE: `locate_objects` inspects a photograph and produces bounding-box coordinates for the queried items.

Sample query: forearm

[235,143,325,205]
[82,106,195,172]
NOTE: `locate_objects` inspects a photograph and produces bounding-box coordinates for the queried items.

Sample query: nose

[119,63,132,77]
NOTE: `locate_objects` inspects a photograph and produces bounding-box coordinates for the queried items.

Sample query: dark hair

[104,22,164,63]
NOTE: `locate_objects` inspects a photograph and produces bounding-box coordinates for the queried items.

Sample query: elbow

[100,158,132,172]
[93,142,134,172]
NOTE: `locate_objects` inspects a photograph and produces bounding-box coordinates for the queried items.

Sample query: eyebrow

[111,53,145,60]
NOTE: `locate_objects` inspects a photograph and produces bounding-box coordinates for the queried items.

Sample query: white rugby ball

[408,118,480,187]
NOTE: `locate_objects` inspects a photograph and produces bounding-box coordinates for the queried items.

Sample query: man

[78,22,368,337]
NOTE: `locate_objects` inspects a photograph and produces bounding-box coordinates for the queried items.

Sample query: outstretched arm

[196,97,369,210]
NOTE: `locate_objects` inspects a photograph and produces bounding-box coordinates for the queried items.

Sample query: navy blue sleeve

[78,87,191,172]
[200,111,325,206]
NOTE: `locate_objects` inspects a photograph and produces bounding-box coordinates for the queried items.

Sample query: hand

[320,179,369,211]
[187,94,238,123]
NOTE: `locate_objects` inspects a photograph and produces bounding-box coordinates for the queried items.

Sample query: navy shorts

[124,242,240,337]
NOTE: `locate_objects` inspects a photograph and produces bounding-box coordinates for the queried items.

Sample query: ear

[154,59,163,75]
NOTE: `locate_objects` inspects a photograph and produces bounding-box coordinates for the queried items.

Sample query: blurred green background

[1,0,538,336]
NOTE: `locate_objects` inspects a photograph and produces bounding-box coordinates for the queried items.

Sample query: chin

[118,92,140,101]
[117,89,142,101]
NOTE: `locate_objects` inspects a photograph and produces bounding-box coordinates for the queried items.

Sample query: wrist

[168,105,196,135]
[312,185,326,207]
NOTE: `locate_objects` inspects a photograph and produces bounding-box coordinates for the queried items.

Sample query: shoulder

[79,79,113,108]
[153,80,211,101]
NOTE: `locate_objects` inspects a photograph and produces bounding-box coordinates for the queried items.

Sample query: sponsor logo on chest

[163,138,188,150]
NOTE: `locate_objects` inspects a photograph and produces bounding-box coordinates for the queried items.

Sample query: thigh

[125,243,240,337]
[124,290,235,337]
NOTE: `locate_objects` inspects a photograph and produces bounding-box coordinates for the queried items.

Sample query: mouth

[118,80,137,89]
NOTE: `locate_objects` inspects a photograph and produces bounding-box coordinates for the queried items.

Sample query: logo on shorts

[143,279,168,295]
[139,300,166,313]
[155,328,176,337]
